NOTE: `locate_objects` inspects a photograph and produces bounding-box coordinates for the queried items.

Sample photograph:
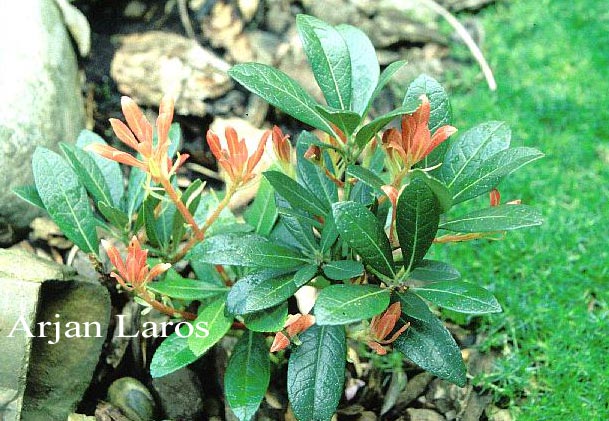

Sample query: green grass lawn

[432,0,609,418]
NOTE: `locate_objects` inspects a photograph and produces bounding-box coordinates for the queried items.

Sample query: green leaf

[440,121,511,193]
[409,169,453,213]
[142,195,162,248]
[404,75,452,171]
[336,24,379,115]
[450,147,544,204]
[288,324,346,421]
[126,166,149,221]
[440,204,543,232]
[320,215,339,253]
[408,260,461,282]
[394,291,466,386]
[147,273,229,300]
[76,129,124,207]
[346,165,385,197]
[297,14,352,110]
[243,302,289,332]
[244,176,277,236]
[396,174,441,273]
[332,201,395,278]
[98,201,129,230]
[363,60,407,117]
[315,106,361,136]
[227,269,310,315]
[13,185,45,210]
[188,294,233,355]
[32,147,99,255]
[354,101,420,148]
[294,264,320,285]
[265,171,328,216]
[412,281,502,314]
[60,142,115,209]
[296,132,338,209]
[281,213,319,253]
[150,324,200,378]
[229,63,334,134]
[190,261,225,287]
[191,233,309,269]
[193,193,245,237]
[322,260,364,281]
[225,331,270,421]
[315,284,390,325]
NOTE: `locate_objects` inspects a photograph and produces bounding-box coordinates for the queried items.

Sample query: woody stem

[160,177,204,241]
[169,183,238,263]
[139,289,197,320]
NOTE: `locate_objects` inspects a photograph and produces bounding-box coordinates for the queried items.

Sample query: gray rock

[152,368,205,420]
[0,0,85,236]
[0,249,110,421]
[406,408,446,421]
[107,377,156,421]
[111,31,233,117]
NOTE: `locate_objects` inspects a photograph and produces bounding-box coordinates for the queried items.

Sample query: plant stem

[139,290,197,320]
[160,177,204,241]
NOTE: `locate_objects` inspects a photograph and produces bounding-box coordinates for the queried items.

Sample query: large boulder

[0,0,85,241]
[0,249,110,421]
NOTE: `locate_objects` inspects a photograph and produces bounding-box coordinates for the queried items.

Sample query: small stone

[357,411,378,421]
[461,392,492,421]
[395,372,434,409]
[406,408,446,421]
[107,377,156,421]
[123,0,148,18]
[238,0,260,22]
[152,368,205,421]
[111,31,232,117]
[67,414,96,421]
[486,405,513,421]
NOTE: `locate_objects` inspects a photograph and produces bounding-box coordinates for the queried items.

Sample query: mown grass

[431,0,609,418]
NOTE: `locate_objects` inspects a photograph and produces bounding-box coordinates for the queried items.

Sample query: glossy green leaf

[315,284,390,325]
[440,121,511,193]
[243,302,288,332]
[394,291,466,386]
[404,75,451,171]
[12,185,45,210]
[191,233,309,269]
[293,264,320,285]
[193,193,246,237]
[32,148,99,255]
[408,260,461,282]
[409,169,453,213]
[126,166,149,221]
[190,261,225,287]
[150,324,200,378]
[296,132,338,209]
[363,60,407,117]
[76,129,124,207]
[244,176,277,236]
[281,213,319,253]
[396,174,441,273]
[297,14,352,110]
[320,215,339,253]
[413,281,502,314]
[450,147,544,204]
[227,269,310,315]
[332,201,395,278]
[316,106,361,135]
[142,196,161,248]
[265,170,328,216]
[229,63,334,134]
[346,165,385,197]
[287,324,346,421]
[147,273,228,300]
[60,142,115,208]
[225,331,270,421]
[98,201,129,230]
[188,294,233,355]
[336,24,379,115]
[322,260,364,281]
[354,101,420,148]
[440,204,543,232]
